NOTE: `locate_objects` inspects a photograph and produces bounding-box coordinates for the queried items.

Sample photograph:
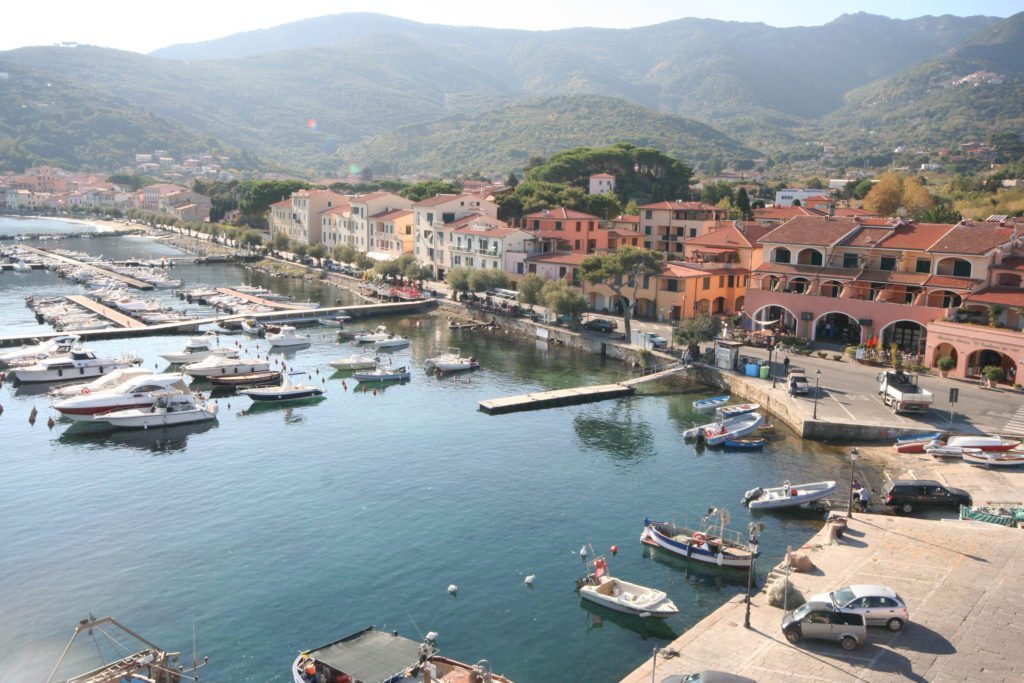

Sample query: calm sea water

[0,217,851,682]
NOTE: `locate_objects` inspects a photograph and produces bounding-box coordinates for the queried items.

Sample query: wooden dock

[478,384,635,415]
[65,295,147,328]
[216,287,316,310]
[17,246,153,289]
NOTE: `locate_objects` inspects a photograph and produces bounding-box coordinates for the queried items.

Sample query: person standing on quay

[784,356,790,374]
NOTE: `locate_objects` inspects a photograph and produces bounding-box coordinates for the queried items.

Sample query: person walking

[858,485,871,512]
[783,356,790,374]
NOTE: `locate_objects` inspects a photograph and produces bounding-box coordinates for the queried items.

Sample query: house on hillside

[589,173,616,195]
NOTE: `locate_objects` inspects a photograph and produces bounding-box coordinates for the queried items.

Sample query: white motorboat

[318,314,352,327]
[353,325,391,343]
[182,355,270,377]
[576,556,678,619]
[240,318,263,335]
[945,435,1021,452]
[12,260,32,272]
[641,510,759,569]
[53,373,192,421]
[96,391,218,429]
[239,372,326,402]
[352,364,411,382]
[328,354,379,370]
[10,348,138,384]
[374,334,410,350]
[0,334,79,366]
[426,347,480,373]
[159,333,239,364]
[743,480,838,510]
[703,412,765,446]
[925,442,982,459]
[49,367,154,399]
[267,325,312,348]
[963,450,1024,467]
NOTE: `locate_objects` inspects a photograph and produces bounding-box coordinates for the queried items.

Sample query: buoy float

[524,574,535,585]
[579,545,588,558]
[241,409,246,415]
[362,385,367,393]
[29,406,38,425]
[47,416,56,429]
[447,584,458,594]
[0,404,4,415]
[315,368,319,374]
[342,381,347,390]
[610,545,618,555]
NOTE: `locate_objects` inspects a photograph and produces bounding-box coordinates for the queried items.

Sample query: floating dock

[17,246,154,290]
[64,295,148,328]
[478,384,635,414]
[216,287,316,310]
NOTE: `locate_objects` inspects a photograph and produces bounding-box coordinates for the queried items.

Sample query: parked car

[807,584,909,631]
[787,367,810,395]
[661,671,756,683]
[648,334,668,348]
[782,601,866,650]
[583,318,617,333]
[881,479,971,514]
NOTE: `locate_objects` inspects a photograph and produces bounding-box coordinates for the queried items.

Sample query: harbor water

[0,217,853,682]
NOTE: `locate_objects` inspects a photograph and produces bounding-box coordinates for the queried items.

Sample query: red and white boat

[963,450,1024,467]
[53,373,192,421]
[946,435,1020,452]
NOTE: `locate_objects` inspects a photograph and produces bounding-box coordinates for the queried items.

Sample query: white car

[808,584,909,631]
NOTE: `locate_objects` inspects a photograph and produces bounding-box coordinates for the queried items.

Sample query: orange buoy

[372,388,377,395]
[47,416,56,429]
[362,385,367,393]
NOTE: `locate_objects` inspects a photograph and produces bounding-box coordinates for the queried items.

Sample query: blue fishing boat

[895,431,943,444]
[724,436,765,448]
[640,511,758,569]
[692,395,729,411]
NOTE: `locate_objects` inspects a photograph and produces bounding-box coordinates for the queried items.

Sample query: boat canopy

[306,627,422,682]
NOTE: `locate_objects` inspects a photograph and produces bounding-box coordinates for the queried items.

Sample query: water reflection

[573,404,655,462]
[643,544,749,591]
[578,599,679,640]
[239,396,327,415]
[56,420,217,453]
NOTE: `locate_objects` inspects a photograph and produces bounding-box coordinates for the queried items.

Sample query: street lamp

[743,521,761,629]
[769,338,777,388]
[848,448,859,517]
[812,368,822,419]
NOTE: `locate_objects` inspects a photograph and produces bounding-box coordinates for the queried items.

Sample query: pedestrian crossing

[1005,405,1024,437]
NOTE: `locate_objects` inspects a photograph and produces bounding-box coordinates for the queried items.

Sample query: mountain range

[0,11,1021,177]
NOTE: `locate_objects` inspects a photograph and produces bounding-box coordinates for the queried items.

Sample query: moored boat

[374,334,410,350]
[724,436,765,448]
[238,372,325,402]
[208,369,283,388]
[10,348,139,384]
[95,391,218,429]
[353,325,390,343]
[717,403,760,418]
[0,334,79,366]
[575,555,678,619]
[293,626,513,683]
[183,356,270,378]
[318,313,352,326]
[328,354,379,370]
[703,412,765,446]
[640,510,758,569]
[426,347,479,373]
[159,333,239,364]
[266,325,312,348]
[693,395,729,411]
[743,480,838,510]
[352,364,411,382]
[53,372,192,421]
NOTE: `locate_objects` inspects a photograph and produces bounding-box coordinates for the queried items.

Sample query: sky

[1,1,1019,54]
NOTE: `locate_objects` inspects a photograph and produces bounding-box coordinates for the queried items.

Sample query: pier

[65,295,147,328]
[216,287,318,310]
[16,245,154,290]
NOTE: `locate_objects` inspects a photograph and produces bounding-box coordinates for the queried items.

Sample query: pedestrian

[789,379,797,397]
[858,485,871,512]
[783,356,790,373]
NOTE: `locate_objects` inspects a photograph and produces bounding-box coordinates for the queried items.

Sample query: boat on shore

[640,509,758,569]
[925,443,982,459]
[293,626,513,683]
[703,412,765,446]
[945,435,1021,452]
[960,503,1024,527]
[743,480,838,510]
[693,395,729,411]
[575,555,678,619]
[963,450,1024,467]
[239,372,325,403]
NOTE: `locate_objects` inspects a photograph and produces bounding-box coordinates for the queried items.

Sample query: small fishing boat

[925,442,982,459]
[95,391,218,429]
[743,480,838,510]
[717,403,760,418]
[293,626,514,683]
[353,325,391,343]
[208,369,283,388]
[318,313,352,327]
[703,412,765,446]
[183,355,270,377]
[426,347,480,373]
[328,354,379,370]
[683,420,719,439]
[724,436,765,448]
[893,431,945,453]
[159,332,239,364]
[337,328,368,340]
[352,365,411,382]
[640,509,758,569]
[239,372,325,402]
[575,555,678,619]
[374,334,410,350]
[266,325,311,348]
[963,450,1024,467]
[960,503,1024,527]
[240,318,264,335]
[945,435,1021,452]
[693,395,730,411]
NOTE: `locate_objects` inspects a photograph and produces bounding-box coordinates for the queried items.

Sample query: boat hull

[240,387,325,402]
[12,361,133,384]
[98,407,217,428]
[640,520,756,569]
[693,395,729,410]
[704,413,764,446]
[578,578,678,619]
[184,360,270,377]
[746,480,838,510]
[963,451,1024,467]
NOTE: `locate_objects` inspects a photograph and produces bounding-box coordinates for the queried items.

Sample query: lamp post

[769,338,777,388]
[812,368,822,419]
[744,522,760,629]
[848,448,859,516]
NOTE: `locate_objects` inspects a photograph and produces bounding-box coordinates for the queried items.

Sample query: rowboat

[717,403,760,418]
[963,450,1024,467]
[724,436,765,448]
[208,369,283,388]
[925,442,982,459]
[575,555,678,619]
[693,395,729,411]
[293,626,513,683]
[743,480,838,510]
[893,432,945,453]
[960,503,1024,527]
[703,412,764,446]
[640,510,758,569]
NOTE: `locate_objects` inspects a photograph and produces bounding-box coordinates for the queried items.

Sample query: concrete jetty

[16,245,154,289]
[216,287,317,310]
[478,384,635,414]
[65,295,147,328]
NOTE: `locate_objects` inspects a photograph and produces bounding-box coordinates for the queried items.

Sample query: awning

[366,252,393,261]
[691,246,737,254]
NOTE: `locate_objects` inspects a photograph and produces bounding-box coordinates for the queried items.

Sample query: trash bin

[759,365,770,379]
[745,363,759,377]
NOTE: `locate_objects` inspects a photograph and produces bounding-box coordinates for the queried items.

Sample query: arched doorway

[752,305,797,337]
[932,343,958,370]
[734,295,745,312]
[789,277,811,294]
[814,312,862,345]
[881,320,926,353]
[925,290,963,308]
[967,349,1017,384]
[712,296,726,314]
[821,280,842,298]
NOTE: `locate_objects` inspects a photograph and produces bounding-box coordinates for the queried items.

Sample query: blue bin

[745,363,759,377]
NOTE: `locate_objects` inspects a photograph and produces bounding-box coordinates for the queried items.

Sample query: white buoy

[447,584,457,594]
[579,545,587,558]
[524,575,535,585]
[425,631,438,642]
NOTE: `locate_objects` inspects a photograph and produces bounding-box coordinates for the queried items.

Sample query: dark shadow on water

[642,544,750,587]
[240,395,327,413]
[578,599,679,640]
[56,419,217,454]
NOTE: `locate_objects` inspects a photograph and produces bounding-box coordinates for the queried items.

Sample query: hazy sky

[1,0,1019,54]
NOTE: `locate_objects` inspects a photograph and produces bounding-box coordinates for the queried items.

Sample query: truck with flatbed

[877,371,933,413]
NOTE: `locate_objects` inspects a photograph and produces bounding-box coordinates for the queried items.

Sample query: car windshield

[831,587,856,606]
[792,603,812,620]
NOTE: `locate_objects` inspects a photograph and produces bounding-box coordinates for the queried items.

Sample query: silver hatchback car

[808,584,910,631]
[782,601,867,650]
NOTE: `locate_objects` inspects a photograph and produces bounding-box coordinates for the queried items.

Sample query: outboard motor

[742,486,764,505]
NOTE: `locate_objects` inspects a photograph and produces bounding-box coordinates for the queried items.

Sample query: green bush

[832,354,842,361]
[937,356,956,372]
[982,365,1005,383]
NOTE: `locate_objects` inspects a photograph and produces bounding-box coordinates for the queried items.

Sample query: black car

[583,318,617,333]
[881,478,972,514]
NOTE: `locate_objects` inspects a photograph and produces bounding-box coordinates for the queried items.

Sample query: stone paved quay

[621,513,1024,682]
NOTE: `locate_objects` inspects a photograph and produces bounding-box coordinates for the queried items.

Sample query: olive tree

[542,280,586,327]
[674,313,722,359]
[579,246,664,338]
[517,273,545,309]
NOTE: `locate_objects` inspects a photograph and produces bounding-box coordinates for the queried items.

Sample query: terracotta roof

[590,173,615,179]
[928,222,1016,255]
[838,226,893,248]
[414,193,461,207]
[522,207,601,220]
[352,191,396,202]
[832,207,881,218]
[685,223,769,249]
[758,216,862,246]
[874,221,954,251]
[270,199,291,208]
[965,287,1024,307]
[607,229,643,238]
[524,252,585,265]
[924,275,982,290]
[371,209,412,221]
[857,270,930,285]
[663,262,714,278]
[444,214,509,230]
[321,203,352,216]
[452,223,525,238]
[752,206,823,222]
[638,200,722,212]
[608,215,640,224]
[753,262,853,279]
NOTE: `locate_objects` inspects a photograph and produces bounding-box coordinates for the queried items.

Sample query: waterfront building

[268,189,347,245]
[746,216,1021,359]
[367,209,414,259]
[636,200,730,258]
[413,193,498,280]
[682,221,771,272]
[445,215,531,273]
[140,183,187,212]
[521,207,610,255]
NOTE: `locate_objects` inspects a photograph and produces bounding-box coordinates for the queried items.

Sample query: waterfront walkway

[622,513,1024,682]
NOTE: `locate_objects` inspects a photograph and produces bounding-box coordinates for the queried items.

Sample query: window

[880,257,897,271]
[666,280,678,292]
[728,275,734,287]
[645,225,652,235]
[843,253,859,268]
[774,248,791,264]
[442,212,455,224]
[575,240,581,250]
[426,212,434,225]
[916,258,930,273]
[645,210,652,219]
[952,261,971,277]
[555,221,562,231]
[454,255,461,265]
[702,277,710,290]
[575,222,581,232]
[689,228,697,237]
[405,226,411,235]
[719,276,725,287]
[644,242,652,250]
[533,220,540,229]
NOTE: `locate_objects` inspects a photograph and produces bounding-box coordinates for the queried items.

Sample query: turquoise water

[0,218,848,682]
